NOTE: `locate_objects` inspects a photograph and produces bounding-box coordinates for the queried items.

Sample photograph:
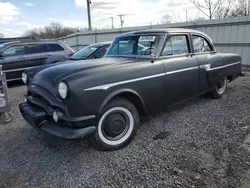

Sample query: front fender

[98,88,146,115]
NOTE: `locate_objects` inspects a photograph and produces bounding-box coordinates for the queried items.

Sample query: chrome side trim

[3,65,38,73]
[200,61,241,71]
[84,73,166,91]
[84,66,200,91]
[166,66,198,75]
[199,64,211,70]
[6,78,21,82]
[84,61,240,92]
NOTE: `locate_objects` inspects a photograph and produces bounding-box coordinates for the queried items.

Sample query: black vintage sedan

[19,28,244,151]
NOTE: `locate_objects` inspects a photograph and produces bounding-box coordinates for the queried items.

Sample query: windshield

[69,44,100,60]
[106,34,164,58]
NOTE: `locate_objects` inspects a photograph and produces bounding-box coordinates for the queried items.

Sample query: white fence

[59,16,250,66]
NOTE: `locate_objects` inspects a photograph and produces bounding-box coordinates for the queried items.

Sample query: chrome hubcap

[98,107,134,146]
[102,112,129,140]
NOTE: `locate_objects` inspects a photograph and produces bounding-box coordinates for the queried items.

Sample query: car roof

[93,41,112,46]
[0,39,60,46]
[119,28,212,42]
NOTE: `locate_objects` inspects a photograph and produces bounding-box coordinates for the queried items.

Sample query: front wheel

[90,97,139,151]
[209,77,227,99]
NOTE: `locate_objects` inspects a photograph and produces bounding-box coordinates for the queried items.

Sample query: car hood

[31,57,137,94]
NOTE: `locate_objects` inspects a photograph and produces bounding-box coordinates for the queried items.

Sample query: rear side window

[47,43,65,52]
[26,44,50,54]
[162,35,189,56]
[3,45,25,57]
[192,35,212,53]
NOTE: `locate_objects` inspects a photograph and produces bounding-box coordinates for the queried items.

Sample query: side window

[192,35,212,53]
[47,43,65,52]
[26,44,50,54]
[162,38,173,56]
[162,35,189,56]
[3,45,25,57]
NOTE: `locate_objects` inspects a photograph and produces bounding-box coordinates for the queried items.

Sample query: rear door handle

[18,57,25,60]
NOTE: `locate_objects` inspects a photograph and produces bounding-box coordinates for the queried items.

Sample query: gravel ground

[1,76,250,188]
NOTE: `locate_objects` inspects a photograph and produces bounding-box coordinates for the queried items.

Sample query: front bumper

[19,102,96,139]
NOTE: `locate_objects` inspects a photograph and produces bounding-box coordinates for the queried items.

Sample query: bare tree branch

[23,22,88,39]
[189,0,237,19]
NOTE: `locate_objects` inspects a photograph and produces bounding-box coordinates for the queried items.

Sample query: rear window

[26,44,50,54]
[47,43,65,52]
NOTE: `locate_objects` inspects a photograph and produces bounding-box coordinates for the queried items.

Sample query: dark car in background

[71,41,111,60]
[0,39,74,81]
[22,41,111,84]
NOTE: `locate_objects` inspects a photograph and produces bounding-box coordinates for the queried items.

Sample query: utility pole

[185,9,188,28]
[117,14,124,28]
[86,0,92,31]
[110,17,114,29]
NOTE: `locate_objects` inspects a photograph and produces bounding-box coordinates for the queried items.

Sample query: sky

[0,0,199,38]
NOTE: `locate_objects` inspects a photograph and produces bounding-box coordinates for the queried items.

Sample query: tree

[230,0,249,17]
[23,22,88,39]
[189,0,237,19]
[50,22,62,38]
[161,13,182,24]
[161,14,173,24]
[0,33,4,38]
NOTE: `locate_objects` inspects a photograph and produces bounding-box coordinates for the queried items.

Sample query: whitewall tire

[210,77,227,99]
[90,97,139,151]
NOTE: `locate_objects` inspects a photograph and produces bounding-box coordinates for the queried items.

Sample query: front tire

[209,77,227,99]
[90,97,139,151]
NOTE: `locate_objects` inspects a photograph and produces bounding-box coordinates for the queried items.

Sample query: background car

[70,41,111,60]
[0,38,74,81]
[22,41,111,84]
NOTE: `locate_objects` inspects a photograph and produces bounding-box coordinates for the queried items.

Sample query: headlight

[53,111,58,122]
[22,72,27,84]
[58,82,68,99]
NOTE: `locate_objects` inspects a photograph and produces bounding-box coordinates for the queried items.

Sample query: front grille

[27,84,68,115]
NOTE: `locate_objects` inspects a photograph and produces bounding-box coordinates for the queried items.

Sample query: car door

[25,43,50,68]
[190,34,216,92]
[0,44,28,81]
[160,34,199,105]
[46,43,69,63]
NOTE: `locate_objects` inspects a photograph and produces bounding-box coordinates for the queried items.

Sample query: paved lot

[0,76,250,188]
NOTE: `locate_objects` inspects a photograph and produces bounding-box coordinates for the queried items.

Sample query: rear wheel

[90,97,139,151]
[209,77,227,99]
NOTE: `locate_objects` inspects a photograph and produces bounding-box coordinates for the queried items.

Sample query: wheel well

[227,75,233,82]
[115,92,146,116]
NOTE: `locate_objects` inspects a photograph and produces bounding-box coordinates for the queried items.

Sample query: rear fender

[206,53,241,85]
